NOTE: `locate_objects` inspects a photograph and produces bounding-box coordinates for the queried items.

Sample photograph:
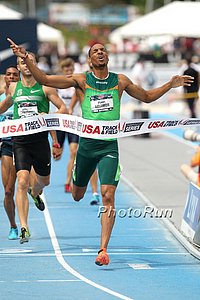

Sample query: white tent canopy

[0,4,65,51]
[37,23,65,51]
[0,4,22,19]
[109,1,200,43]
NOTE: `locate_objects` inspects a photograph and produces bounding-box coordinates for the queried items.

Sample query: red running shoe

[65,184,71,193]
[95,248,110,266]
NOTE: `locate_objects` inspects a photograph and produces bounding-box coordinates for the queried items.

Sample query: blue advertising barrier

[181,182,200,245]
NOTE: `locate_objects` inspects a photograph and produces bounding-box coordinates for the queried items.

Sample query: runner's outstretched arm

[7,38,77,89]
[120,73,194,103]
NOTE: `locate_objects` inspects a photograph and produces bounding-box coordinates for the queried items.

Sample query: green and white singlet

[82,71,120,121]
[12,81,49,120]
[12,81,49,142]
[73,72,121,187]
[12,81,51,175]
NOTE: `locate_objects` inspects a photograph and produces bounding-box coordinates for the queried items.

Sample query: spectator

[183,57,200,118]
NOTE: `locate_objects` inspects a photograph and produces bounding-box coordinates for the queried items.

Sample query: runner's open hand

[170,75,194,88]
[7,38,27,58]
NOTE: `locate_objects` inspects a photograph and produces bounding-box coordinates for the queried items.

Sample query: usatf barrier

[1,113,200,139]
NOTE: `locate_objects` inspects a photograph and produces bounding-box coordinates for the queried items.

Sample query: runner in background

[0,52,67,244]
[0,66,20,239]
[53,57,100,205]
[52,58,80,193]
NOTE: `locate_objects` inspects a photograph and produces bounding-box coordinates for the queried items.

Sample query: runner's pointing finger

[7,38,18,47]
[7,38,27,58]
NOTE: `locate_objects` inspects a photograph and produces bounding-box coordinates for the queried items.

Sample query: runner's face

[89,44,108,68]
[62,65,74,76]
[17,55,36,76]
[4,67,20,86]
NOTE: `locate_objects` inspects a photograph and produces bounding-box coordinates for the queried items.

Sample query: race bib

[18,102,38,118]
[90,94,113,113]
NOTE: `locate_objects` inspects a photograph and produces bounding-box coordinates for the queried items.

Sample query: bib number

[90,94,113,113]
[18,102,38,118]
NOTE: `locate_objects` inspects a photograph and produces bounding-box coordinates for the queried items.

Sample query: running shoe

[20,227,30,244]
[65,184,71,193]
[28,188,45,211]
[90,193,100,206]
[8,227,18,240]
[95,248,110,266]
[19,228,31,239]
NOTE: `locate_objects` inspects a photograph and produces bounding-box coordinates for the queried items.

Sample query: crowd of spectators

[36,36,200,74]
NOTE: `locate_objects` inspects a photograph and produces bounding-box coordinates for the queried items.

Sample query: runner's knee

[72,190,84,201]
[72,186,86,201]
[18,177,29,192]
[101,187,115,207]
[44,177,50,187]
[4,190,15,199]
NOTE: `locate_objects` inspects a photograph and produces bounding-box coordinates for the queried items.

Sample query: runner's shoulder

[118,73,130,80]
[118,73,132,89]
[72,73,86,88]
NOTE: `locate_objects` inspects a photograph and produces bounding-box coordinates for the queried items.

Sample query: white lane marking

[81,248,188,254]
[42,194,134,300]
[37,279,81,282]
[129,264,152,270]
[127,228,168,231]
[0,248,32,254]
[0,252,190,257]
[128,263,186,270]
[0,280,80,283]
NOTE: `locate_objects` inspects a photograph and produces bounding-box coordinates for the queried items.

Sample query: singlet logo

[16,89,22,96]
[96,81,108,84]
[30,90,40,94]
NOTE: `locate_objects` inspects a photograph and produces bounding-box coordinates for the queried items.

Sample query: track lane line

[42,194,134,300]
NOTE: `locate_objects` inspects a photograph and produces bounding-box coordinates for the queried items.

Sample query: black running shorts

[56,130,79,147]
[1,139,13,157]
[13,136,51,176]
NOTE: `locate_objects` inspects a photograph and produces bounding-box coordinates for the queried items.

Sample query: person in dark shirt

[183,58,200,118]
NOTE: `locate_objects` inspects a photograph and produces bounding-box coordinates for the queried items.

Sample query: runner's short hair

[88,43,107,57]
[60,58,75,69]
[5,65,19,72]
